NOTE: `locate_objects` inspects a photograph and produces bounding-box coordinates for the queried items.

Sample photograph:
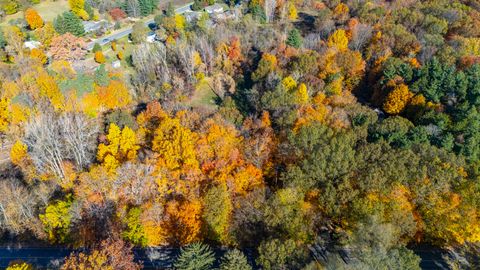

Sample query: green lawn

[188,78,219,109]
[1,0,70,26]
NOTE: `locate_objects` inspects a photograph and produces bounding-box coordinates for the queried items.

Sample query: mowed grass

[1,0,69,26]
[188,78,219,110]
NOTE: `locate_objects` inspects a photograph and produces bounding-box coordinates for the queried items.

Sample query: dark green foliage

[0,28,6,49]
[256,239,306,270]
[284,124,357,190]
[53,12,85,36]
[92,43,102,53]
[165,2,175,17]
[250,4,266,23]
[84,2,94,19]
[219,249,252,270]
[174,243,215,270]
[59,73,95,97]
[411,58,457,103]
[105,110,138,130]
[191,0,203,11]
[139,0,157,16]
[94,64,110,87]
[286,28,302,48]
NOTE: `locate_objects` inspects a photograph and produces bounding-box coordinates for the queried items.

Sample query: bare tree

[0,178,46,236]
[195,36,215,75]
[264,0,277,23]
[113,162,158,205]
[60,113,99,170]
[25,112,99,180]
[175,43,196,82]
[131,43,170,85]
[349,23,373,51]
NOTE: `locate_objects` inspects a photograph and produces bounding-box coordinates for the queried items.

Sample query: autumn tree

[97,123,139,173]
[25,8,43,30]
[30,48,47,64]
[34,22,57,47]
[62,238,141,270]
[68,0,89,20]
[39,195,73,243]
[328,29,349,50]
[383,84,413,115]
[94,51,106,63]
[252,53,277,81]
[49,33,86,61]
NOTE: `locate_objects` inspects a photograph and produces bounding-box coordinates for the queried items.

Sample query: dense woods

[0,0,480,269]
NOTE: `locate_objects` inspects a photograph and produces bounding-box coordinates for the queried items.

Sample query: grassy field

[1,0,70,26]
[188,78,219,110]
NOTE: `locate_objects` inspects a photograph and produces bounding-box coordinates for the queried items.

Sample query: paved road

[86,3,193,50]
[0,246,452,269]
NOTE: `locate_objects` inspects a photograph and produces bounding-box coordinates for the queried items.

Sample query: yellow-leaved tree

[0,98,11,132]
[97,123,139,173]
[383,84,413,115]
[328,29,349,50]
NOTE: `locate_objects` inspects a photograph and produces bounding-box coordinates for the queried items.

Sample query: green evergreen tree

[0,28,6,49]
[286,28,303,48]
[84,2,94,19]
[174,242,215,270]
[95,64,110,87]
[139,0,157,16]
[54,12,85,36]
[220,250,252,270]
[92,43,102,53]
[165,2,175,17]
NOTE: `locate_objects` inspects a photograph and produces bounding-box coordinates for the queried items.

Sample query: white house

[204,4,224,14]
[112,60,121,68]
[23,40,41,50]
[146,32,156,43]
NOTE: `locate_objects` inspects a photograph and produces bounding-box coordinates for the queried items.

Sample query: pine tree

[286,28,302,48]
[174,242,215,270]
[166,1,175,17]
[94,64,109,86]
[0,28,6,48]
[220,250,252,270]
[139,0,156,16]
[92,43,102,53]
[54,12,85,36]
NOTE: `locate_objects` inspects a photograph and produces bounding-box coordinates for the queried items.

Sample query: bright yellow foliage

[69,0,88,19]
[175,14,186,30]
[288,2,298,20]
[383,84,413,115]
[30,48,47,64]
[295,83,309,104]
[6,262,32,270]
[282,76,297,91]
[0,98,11,132]
[10,140,28,166]
[37,72,64,110]
[328,29,349,50]
[96,80,132,110]
[97,123,139,173]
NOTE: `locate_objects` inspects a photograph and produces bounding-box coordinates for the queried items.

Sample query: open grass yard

[1,0,69,26]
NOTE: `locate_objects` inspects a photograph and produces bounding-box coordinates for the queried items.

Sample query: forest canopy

[0,0,480,269]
